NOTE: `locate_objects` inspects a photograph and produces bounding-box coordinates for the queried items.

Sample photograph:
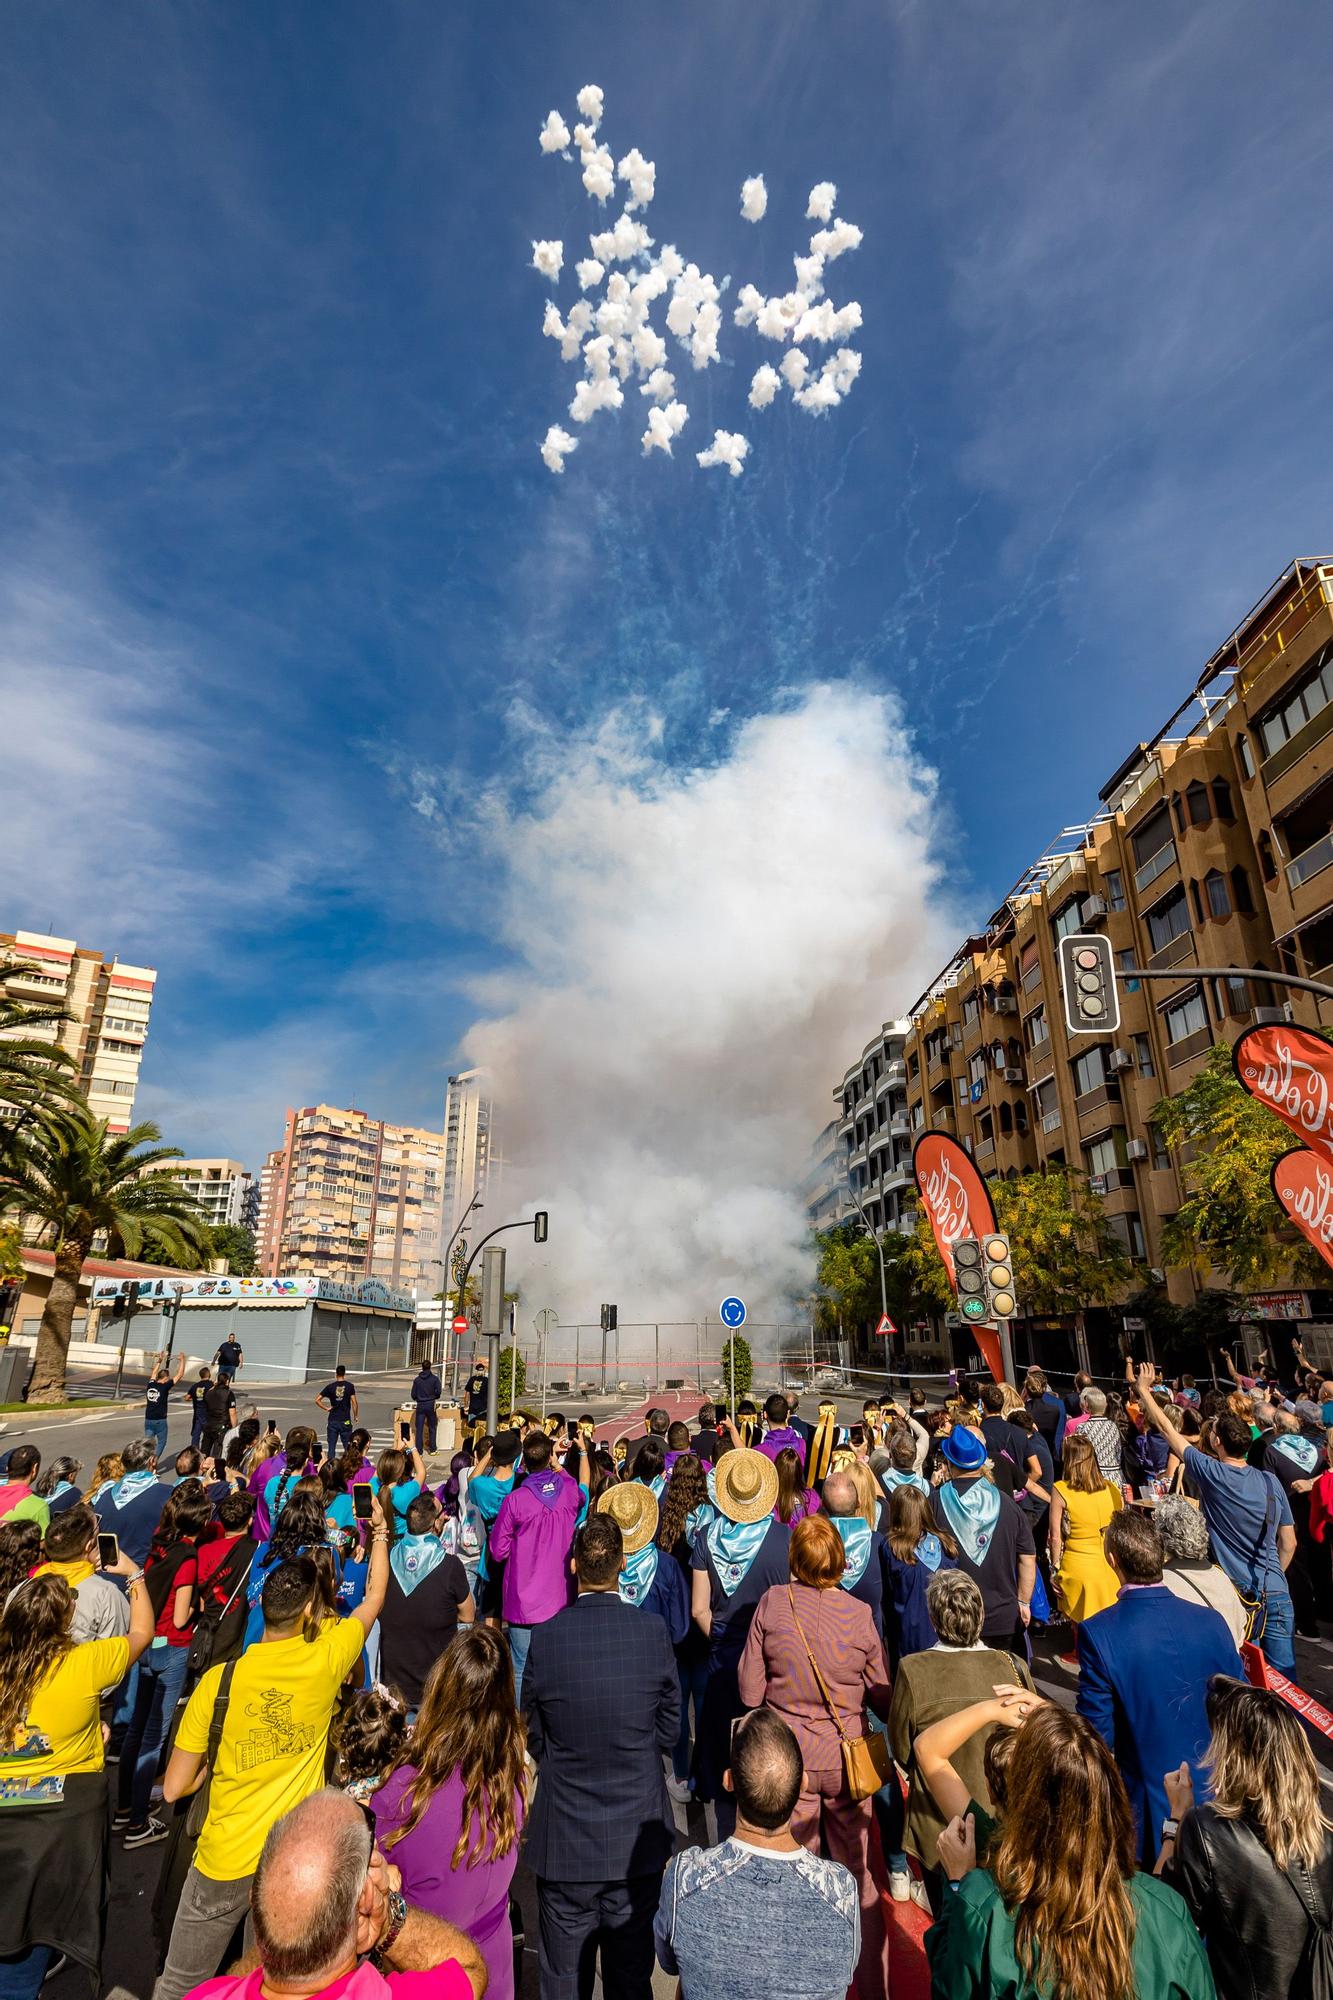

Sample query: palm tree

[0,1110,211,1403]
[0,966,80,1171]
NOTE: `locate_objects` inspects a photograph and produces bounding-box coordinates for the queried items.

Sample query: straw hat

[712,1447,778,1524]
[597,1481,659,1554]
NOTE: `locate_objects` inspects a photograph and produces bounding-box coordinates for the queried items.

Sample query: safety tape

[1241,1640,1333,1741]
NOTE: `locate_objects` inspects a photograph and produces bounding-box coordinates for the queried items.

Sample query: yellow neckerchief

[736,1414,757,1450]
[807,1404,840,1488]
[36,1557,93,1588]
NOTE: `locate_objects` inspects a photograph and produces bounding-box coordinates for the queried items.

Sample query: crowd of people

[0,1346,1332,2000]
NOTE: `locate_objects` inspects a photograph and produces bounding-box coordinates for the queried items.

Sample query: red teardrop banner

[1270,1146,1333,1274]
[912,1130,1004,1382]
[1234,1024,1333,1167]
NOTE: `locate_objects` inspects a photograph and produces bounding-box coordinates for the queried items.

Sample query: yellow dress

[1054,1480,1123,1623]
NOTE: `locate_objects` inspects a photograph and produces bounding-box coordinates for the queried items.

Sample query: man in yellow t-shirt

[152,1506,388,2000]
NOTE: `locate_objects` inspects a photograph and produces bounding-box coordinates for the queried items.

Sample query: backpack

[1290,1859,1333,2000]
[186,1541,256,1676]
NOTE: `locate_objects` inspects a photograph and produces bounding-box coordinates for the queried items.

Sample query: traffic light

[981,1234,1018,1321]
[110,1281,141,1319]
[533,1211,549,1244]
[953,1239,988,1323]
[1058,933,1120,1036]
[600,1302,618,1333]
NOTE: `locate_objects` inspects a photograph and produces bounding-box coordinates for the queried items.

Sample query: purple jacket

[489,1468,581,1626]
[757,1425,807,1469]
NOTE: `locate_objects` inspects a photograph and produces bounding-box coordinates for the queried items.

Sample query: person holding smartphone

[33,1505,131,1645]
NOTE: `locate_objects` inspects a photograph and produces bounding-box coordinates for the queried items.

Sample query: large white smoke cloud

[460,685,954,1330]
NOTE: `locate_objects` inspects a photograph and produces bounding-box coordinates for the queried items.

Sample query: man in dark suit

[1077,1507,1242,1865]
[523,1513,681,1999]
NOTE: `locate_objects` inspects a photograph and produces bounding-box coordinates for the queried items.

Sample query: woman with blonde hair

[1161,1676,1333,2000]
[1051,1430,1123,1648]
[846,1456,882,1533]
[928,1704,1213,2000]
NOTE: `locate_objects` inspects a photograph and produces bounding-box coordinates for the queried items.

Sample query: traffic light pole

[112,1292,139,1399]
[1116,964,1333,1003]
[846,1184,892,1380]
[457,1215,548,1433]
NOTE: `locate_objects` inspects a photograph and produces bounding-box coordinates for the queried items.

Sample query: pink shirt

[186,1955,471,2000]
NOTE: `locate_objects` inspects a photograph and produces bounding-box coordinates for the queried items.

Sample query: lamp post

[534,1308,558,1421]
[432,1189,483,1393]
[846,1183,889,1383]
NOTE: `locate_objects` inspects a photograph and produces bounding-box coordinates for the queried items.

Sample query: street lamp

[432,1189,483,1394]
[534,1307,558,1421]
[846,1182,890,1381]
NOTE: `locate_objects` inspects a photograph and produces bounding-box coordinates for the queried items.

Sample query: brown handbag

[787,1586,895,1803]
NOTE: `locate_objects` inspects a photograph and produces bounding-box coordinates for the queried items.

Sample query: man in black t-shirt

[462,1360,488,1423]
[213,1335,244,1377]
[143,1352,185,1455]
[316,1365,359,1457]
[199,1374,237,1458]
[185,1367,213,1448]
[378,1493,475,1706]
[411,1361,443,1453]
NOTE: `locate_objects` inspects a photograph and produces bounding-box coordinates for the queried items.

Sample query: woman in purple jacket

[374,1626,528,2000]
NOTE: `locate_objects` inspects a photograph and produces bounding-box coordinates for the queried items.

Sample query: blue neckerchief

[685,1501,714,1541]
[648,1474,667,1501]
[832,1516,872,1588]
[619,1543,660,1607]
[880,1468,928,1498]
[46,1481,74,1501]
[388,1534,449,1597]
[706,1515,770,1596]
[937,1476,1000,1565]
[915,1532,946,1573]
[108,1469,159,1510]
[1271,1433,1321,1474]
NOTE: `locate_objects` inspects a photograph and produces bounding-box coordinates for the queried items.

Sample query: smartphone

[97,1533,119,1570]
[352,1485,374,1522]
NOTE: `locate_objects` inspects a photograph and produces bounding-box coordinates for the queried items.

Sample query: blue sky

[4,0,1333,1175]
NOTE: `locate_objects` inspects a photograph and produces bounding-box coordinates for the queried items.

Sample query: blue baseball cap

[941,1425,987,1472]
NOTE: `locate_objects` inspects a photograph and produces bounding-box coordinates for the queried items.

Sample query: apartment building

[441,1069,503,1244]
[172,1159,259,1233]
[829,558,1333,1366]
[257,1104,444,1291]
[832,1021,915,1238]
[0,929,156,1132]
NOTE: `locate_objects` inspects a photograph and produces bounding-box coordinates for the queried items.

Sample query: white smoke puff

[560,300,594,361]
[640,366,677,403]
[582,144,616,204]
[657,246,685,284]
[576,83,604,128]
[749,364,781,409]
[582,333,614,381]
[612,336,635,380]
[823,346,862,395]
[459,686,953,1328]
[806,181,837,222]
[595,293,630,339]
[754,294,800,341]
[590,213,652,264]
[539,110,571,155]
[793,252,825,299]
[632,323,667,374]
[690,299,722,369]
[696,429,749,476]
[632,266,669,306]
[780,347,809,390]
[733,283,765,328]
[809,217,863,260]
[794,374,841,412]
[576,258,604,291]
[792,297,863,345]
[532,239,564,282]
[740,175,768,222]
[540,424,577,473]
[617,146,656,209]
[569,374,624,422]
[572,123,595,154]
[542,301,566,343]
[641,399,689,455]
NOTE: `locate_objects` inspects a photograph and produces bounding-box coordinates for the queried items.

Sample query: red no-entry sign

[452,1314,469,1335]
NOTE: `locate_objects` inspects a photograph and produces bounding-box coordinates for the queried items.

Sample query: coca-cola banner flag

[912,1131,1004,1381]
[1271,1147,1333,1273]
[1234,1024,1333,1166]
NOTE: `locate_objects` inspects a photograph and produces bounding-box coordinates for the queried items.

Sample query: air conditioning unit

[1284,1002,1296,1024]
[1253,1006,1285,1024]
[1002,1066,1024,1083]
[1082,894,1107,920]
[1125,1138,1149,1162]
[993,995,1018,1014]
[1108,1048,1133,1073]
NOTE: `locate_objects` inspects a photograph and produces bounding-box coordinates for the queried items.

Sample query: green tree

[1154,1039,1327,1288]
[908,1167,1132,1317]
[0,1111,210,1402]
[497,1345,527,1413]
[0,966,80,1171]
[811,1224,881,1334]
[209,1223,258,1276]
[721,1333,752,1405]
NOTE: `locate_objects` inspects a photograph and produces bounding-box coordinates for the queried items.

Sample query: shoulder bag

[187,1544,255,1677]
[787,1585,894,1802]
[1236,1475,1277,1649]
[1288,1854,1333,2000]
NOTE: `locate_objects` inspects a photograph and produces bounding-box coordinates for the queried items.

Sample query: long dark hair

[340,1429,373,1483]
[773,1447,809,1526]
[377,1449,414,1544]
[149,1482,213,1559]
[632,1437,666,1486]
[260,1477,338,1622]
[0,1520,42,1598]
[271,1440,312,1521]
[383,1627,527,1868]
[888,1484,958,1563]
[0,1574,74,1752]
[658,1453,708,1549]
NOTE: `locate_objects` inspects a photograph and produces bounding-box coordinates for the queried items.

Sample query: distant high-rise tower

[441,1070,502,1245]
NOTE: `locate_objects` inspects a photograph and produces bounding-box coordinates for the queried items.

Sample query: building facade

[257,1103,444,1291]
[172,1159,259,1233]
[441,1069,502,1245]
[826,558,1333,1363]
[1,929,156,1133]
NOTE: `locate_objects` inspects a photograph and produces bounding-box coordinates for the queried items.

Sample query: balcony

[884,1060,907,1086]
[1134,842,1178,895]
[1041,1108,1062,1134]
[890,1115,911,1139]
[1148,930,1196,972]
[974,1135,995,1161]
[1287,832,1333,891]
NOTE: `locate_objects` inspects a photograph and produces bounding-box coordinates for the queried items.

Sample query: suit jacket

[1077,1583,1242,1864]
[523,1589,681,1882]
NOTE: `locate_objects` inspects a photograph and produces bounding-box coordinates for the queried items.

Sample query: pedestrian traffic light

[600,1302,617,1333]
[533,1211,549,1244]
[110,1280,141,1319]
[953,1239,988,1323]
[1058,933,1120,1036]
[981,1234,1017,1321]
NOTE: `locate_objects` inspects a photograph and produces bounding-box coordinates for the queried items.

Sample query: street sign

[452,1314,469,1335]
[719,1296,747,1328]
[876,1313,897,1338]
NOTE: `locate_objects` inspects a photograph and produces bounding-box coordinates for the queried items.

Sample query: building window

[1026,1006,1049,1050]
[1087,1133,1127,1179]
[1145,887,1190,954]
[1104,870,1126,912]
[1212,776,1235,822]
[1235,734,1255,780]
[1164,988,1208,1045]
[961,995,980,1030]
[1117,948,1136,972]
[1205,870,1231,919]
[1072,1045,1109,1097]
[1150,1123,1170,1171]
[1133,1033,1155,1078]
[1256,641,1333,761]
[968,1053,986,1089]
[1189,878,1205,925]
[1051,897,1086,944]
[1185,781,1212,829]
[1171,792,1186,835]
[1231,865,1255,915]
[1258,831,1277,883]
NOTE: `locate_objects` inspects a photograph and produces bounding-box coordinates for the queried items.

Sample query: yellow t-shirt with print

[0,1636,129,1780]
[177,1617,364,1881]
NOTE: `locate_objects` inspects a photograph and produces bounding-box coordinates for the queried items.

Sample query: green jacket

[927,1867,1216,2000]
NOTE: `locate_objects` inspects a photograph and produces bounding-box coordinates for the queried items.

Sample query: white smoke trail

[459,684,955,1331]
